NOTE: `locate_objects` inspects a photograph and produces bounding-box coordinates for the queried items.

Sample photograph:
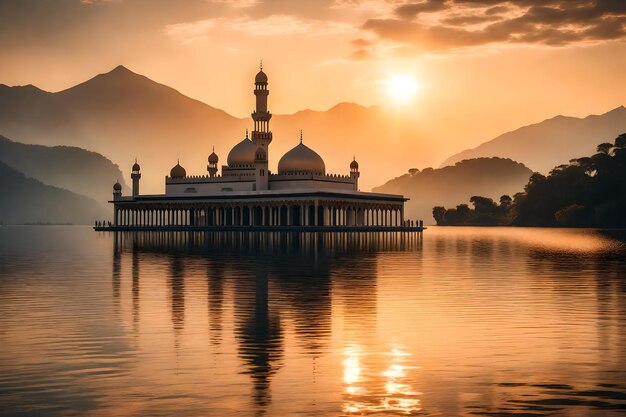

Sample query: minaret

[207,147,219,178]
[350,156,359,191]
[113,180,122,201]
[131,159,141,197]
[251,61,272,152]
[255,145,269,191]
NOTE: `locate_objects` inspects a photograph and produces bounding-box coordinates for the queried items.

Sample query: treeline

[433,134,626,227]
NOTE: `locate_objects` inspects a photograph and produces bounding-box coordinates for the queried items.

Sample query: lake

[1,226,625,416]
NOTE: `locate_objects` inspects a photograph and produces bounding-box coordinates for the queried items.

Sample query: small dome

[113,181,122,191]
[227,136,257,166]
[208,150,219,164]
[132,161,140,171]
[278,142,326,175]
[255,70,268,84]
[350,158,359,169]
[170,161,186,178]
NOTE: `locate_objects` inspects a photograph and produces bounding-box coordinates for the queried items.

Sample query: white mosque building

[108,66,412,229]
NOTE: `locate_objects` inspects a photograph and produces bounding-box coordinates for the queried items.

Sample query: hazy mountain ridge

[440,106,626,172]
[0,135,127,204]
[373,157,533,223]
[0,161,109,225]
[0,65,427,195]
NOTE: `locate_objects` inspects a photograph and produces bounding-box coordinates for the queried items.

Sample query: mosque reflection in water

[111,231,423,415]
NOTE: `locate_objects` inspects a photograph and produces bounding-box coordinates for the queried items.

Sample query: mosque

[108,65,413,229]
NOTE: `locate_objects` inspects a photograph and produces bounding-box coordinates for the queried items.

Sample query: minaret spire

[251,63,272,150]
[300,129,303,144]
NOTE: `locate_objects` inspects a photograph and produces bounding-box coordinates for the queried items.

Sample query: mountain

[0,65,428,196]
[0,161,109,225]
[0,135,127,204]
[373,158,533,223]
[440,106,626,172]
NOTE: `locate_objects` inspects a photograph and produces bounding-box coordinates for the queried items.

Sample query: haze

[1,0,625,183]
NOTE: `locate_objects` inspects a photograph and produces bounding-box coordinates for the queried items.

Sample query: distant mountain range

[0,160,108,225]
[440,106,626,172]
[0,135,127,204]
[374,158,533,223]
[0,65,428,195]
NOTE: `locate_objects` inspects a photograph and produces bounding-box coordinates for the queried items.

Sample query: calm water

[1,227,626,417]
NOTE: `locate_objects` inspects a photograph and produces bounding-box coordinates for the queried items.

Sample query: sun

[384,74,421,104]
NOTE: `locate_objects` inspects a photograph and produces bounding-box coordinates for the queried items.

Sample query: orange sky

[1,0,625,162]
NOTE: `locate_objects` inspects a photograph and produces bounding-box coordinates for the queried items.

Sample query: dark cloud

[441,14,501,25]
[395,0,447,19]
[484,5,509,15]
[359,0,626,54]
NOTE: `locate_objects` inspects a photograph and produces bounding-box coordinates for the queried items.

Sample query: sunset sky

[1,0,625,159]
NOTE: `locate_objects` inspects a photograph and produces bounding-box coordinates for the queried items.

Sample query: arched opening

[308,205,315,226]
[291,205,301,226]
[254,206,263,225]
[243,207,251,226]
[224,207,232,226]
[280,205,288,226]
[317,205,325,226]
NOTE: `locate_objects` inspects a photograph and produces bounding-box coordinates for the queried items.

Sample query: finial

[135,157,137,163]
[246,129,249,139]
[212,145,215,152]
[353,155,355,161]
[300,129,303,144]
[260,60,263,71]
[177,158,180,164]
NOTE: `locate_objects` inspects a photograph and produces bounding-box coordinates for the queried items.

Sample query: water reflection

[1,227,626,417]
[234,261,283,411]
[342,346,421,415]
[109,231,422,416]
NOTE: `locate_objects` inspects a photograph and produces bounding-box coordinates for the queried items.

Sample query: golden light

[384,74,421,103]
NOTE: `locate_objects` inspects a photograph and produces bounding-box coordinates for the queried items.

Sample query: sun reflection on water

[343,345,421,415]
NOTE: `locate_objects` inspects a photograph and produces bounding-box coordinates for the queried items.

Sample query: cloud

[331,0,405,13]
[165,19,219,44]
[206,0,259,8]
[357,0,626,55]
[395,0,447,19]
[165,14,354,43]
[229,14,353,36]
[351,38,375,47]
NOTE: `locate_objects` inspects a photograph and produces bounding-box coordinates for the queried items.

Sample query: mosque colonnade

[114,200,405,227]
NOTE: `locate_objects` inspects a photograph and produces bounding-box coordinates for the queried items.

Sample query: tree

[597,143,613,155]
[408,168,420,175]
[469,196,498,214]
[555,204,587,227]
[431,132,626,228]
[499,195,512,209]
[432,206,446,225]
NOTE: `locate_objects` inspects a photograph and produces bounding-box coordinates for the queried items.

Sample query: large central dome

[278,142,326,175]
[227,137,258,166]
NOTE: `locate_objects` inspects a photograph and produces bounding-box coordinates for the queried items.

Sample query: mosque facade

[109,66,411,229]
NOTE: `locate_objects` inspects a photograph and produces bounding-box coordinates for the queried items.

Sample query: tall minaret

[251,61,272,151]
[131,159,141,197]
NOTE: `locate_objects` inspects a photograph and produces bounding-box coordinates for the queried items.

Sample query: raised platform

[94,225,426,232]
